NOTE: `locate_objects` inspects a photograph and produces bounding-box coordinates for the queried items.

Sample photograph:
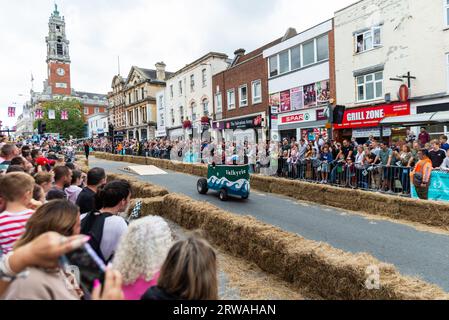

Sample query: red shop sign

[334,102,410,129]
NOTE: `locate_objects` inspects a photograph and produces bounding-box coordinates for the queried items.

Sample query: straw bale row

[128,194,448,300]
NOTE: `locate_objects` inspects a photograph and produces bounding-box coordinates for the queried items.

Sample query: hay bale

[137,193,449,300]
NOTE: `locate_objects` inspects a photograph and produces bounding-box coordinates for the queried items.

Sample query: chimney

[231,48,246,67]
[282,28,297,41]
[155,62,166,81]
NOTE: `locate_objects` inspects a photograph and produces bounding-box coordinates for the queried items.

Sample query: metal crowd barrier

[277,158,411,197]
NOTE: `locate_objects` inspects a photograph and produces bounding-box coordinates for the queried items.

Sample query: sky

[0,0,357,128]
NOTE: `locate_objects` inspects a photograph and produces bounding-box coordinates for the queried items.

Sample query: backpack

[80,211,113,263]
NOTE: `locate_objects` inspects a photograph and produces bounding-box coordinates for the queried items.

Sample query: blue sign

[411,171,449,202]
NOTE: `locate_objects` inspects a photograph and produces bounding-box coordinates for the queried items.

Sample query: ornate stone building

[123,64,172,140]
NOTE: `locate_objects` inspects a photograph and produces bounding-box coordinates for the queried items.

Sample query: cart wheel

[241,193,249,200]
[197,179,208,195]
[219,188,228,201]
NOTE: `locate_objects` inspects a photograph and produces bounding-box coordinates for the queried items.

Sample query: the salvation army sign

[334,102,410,129]
[280,110,316,125]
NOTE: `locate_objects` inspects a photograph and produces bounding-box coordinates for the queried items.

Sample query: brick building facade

[212,39,281,143]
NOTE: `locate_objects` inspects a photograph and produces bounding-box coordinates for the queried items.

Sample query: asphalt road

[90,157,449,291]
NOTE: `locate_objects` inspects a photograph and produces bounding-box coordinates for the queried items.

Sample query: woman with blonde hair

[112,216,173,300]
[141,234,218,300]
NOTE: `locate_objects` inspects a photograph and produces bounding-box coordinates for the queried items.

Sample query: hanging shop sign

[333,102,410,129]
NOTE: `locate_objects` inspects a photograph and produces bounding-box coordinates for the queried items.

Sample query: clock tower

[46,4,71,96]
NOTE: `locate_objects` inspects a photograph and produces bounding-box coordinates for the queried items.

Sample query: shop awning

[379,112,449,126]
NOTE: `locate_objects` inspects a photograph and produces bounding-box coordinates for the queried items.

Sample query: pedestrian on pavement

[411,149,433,200]
[84,141,90,160]
[141,235,218,301]
[76,167,106,214]
[113,216,173,300]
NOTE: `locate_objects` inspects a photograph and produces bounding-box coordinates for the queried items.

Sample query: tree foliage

[34,98,85,138]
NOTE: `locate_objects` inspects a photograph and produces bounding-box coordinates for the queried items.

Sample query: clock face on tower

[56,68,65,76]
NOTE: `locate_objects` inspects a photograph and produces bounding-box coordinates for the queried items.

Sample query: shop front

[213,113,265,144]
[278,107,329,142]
[333,102,410,143]
[167,127,185,141]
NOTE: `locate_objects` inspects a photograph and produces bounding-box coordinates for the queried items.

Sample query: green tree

[34,98,85,138]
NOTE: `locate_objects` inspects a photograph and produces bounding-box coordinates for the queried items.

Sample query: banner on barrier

[411,171,449,202]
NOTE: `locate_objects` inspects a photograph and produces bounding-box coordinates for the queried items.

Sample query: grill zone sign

[281,110,315,125]
[334,102,410,129]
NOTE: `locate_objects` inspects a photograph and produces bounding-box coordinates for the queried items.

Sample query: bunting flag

[8,106,15,117]
[48,109,56,119]
[61,110,68,120]
[35,109,44,119]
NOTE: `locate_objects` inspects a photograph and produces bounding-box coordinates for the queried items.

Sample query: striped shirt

[0,209,34,254]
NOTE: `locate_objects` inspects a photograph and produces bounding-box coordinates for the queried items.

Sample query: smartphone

[62,243,106,294]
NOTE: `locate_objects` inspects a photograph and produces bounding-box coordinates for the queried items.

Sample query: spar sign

[280,110,316,125]
[334,102,410,129]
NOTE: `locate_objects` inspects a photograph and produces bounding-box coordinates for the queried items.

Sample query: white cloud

[0,0,356,128]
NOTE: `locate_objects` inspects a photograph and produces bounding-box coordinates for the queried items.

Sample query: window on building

[227,89,236,110]
[141,88,145,99]
[170,109,175,125]
[202,69,207,87]
[446,0,449,27]
[191,102,197,121]
[355,27,381,53]
[179,81,183,96]
[190,74,195,92]
[135,90,139,102]
[290,45,301,70]
[170,85,174,98]
[94,107,99,114]
[215,93,223,114]
[180,106,184,123]
[446,53,449,92]
[238,85,248,107]
[202,98,209,116]
[84,107,88,115]
[279,50,290,74]
[317,34,329,61]
[56,37,63,55]
[269,56,278,77]
[302,40,315,66]
[252,80,262,104]
[128,93,131,105]
[356,71,383,102]
[142,106,147,122]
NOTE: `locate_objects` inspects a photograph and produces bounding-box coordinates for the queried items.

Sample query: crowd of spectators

[0,137,219,300]
[276,128,448,199]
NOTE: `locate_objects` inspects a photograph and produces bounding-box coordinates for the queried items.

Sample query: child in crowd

[34,172,53,194]
[0,172,35,254]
